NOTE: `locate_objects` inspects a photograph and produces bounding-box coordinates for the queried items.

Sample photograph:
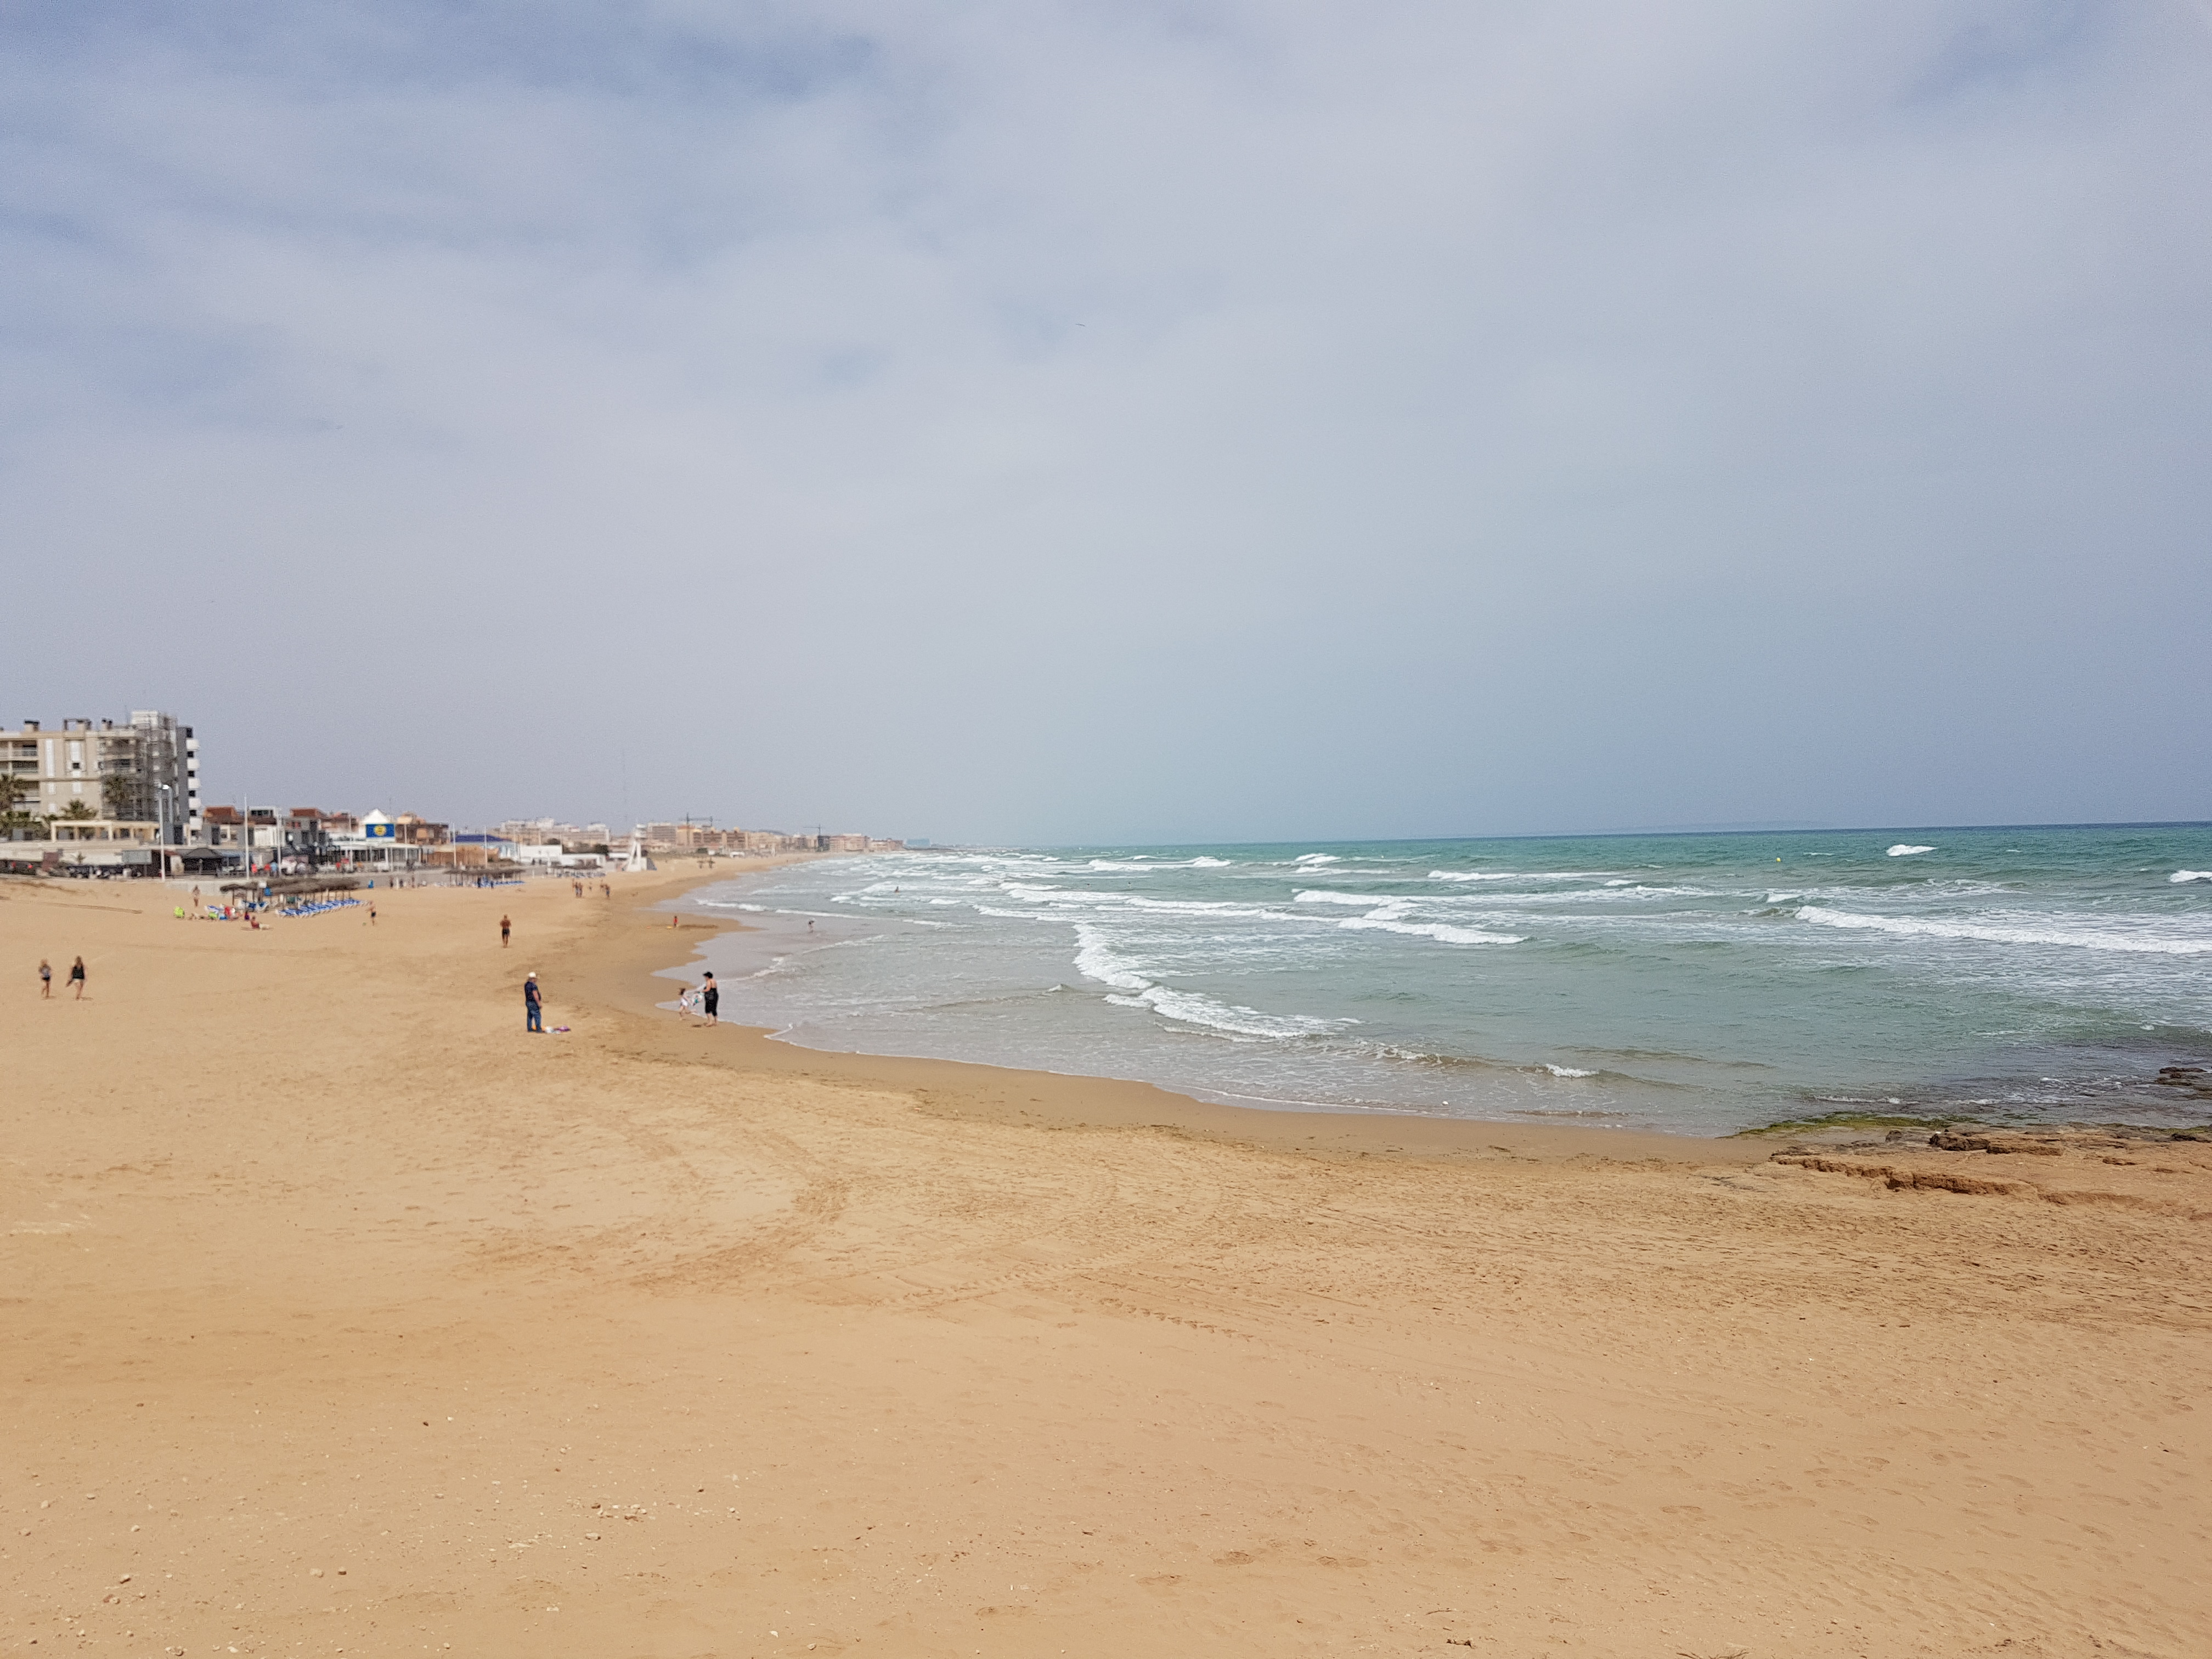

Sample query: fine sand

[5,865,2209,1658]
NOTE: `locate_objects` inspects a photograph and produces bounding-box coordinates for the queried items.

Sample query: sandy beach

[5,865,2208,1658]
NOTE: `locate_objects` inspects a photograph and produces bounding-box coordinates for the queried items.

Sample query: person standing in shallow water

[500,913,511,948]
[524,971,543,1033]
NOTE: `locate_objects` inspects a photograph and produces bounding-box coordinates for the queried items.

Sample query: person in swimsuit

[68,956,86,999]
[501,913,512,947]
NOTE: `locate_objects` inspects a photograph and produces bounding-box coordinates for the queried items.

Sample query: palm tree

[100,770,148,822]
[0,772,41,839]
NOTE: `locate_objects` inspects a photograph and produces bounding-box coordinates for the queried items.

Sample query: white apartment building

[1,711,200,840]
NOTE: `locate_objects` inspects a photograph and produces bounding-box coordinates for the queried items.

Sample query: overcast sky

[4,2,2208,845]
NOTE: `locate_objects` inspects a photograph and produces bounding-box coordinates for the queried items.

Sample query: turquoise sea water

[675,825,2212,1136]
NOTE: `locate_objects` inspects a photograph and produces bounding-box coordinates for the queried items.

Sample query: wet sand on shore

[5,864,2208,1657]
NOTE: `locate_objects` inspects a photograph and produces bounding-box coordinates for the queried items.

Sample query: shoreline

[611,870,1774,1167]
[665,832,2212,1141]
[628,871,2212,1160]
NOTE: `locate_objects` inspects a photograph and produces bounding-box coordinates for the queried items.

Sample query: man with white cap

[524,971,544,1033]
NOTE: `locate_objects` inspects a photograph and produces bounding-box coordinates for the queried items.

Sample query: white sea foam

[1887,845,1936,857]
[1122,895,1269,914]
[1430,870,1610,882]
[1190,856,1233,867]
[1545,1064,1599,1078]
[1295,890,1402,906]
[1073,923,1345,1037]
[2171,871,2212,884]
[1138,983,1344,1037]
[1071,924,1151,994]
[1796,905,2212,955]
[1338,917,1525,945]
[1294,853,1340,865]
[998,883,1125,905]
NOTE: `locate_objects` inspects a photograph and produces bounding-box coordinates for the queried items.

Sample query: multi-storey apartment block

[1,711,199,839]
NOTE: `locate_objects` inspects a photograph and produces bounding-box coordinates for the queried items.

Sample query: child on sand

[39,958,52,998]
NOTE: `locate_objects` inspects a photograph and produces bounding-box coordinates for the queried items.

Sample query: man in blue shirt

[524,971,543,1032]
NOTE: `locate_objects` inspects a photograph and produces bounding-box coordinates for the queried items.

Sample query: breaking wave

[1337,917,1525,945]
[1073,924,1350,1038]
[1430,870,1610,882]
[1796,905,2212,955]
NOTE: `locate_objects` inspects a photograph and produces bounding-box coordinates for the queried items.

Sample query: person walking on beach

[524,972,543,1033]
[700,972,719,1024]
[39,958,52,998]
[500,913,512,948]
[68,956,86,1000]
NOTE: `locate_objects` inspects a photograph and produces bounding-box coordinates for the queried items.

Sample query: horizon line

[977,819,2212,852]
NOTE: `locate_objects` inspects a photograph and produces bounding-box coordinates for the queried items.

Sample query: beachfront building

[1,711,200,841]
[324,811,428,873]
[388,814,451,845]
[281,808,344,861]
[629,822,896,855]
[201,805,279,853]
[495,817,611,851]
[430,833,520,872]
[0,816,171,877]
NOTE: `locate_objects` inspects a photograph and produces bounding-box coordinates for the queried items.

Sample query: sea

[668,825,2212,1137]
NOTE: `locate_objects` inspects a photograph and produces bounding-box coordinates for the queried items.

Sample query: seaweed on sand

[1730,1109,1956,1138]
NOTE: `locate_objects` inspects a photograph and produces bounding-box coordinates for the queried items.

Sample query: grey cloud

[2,1,2206,843]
